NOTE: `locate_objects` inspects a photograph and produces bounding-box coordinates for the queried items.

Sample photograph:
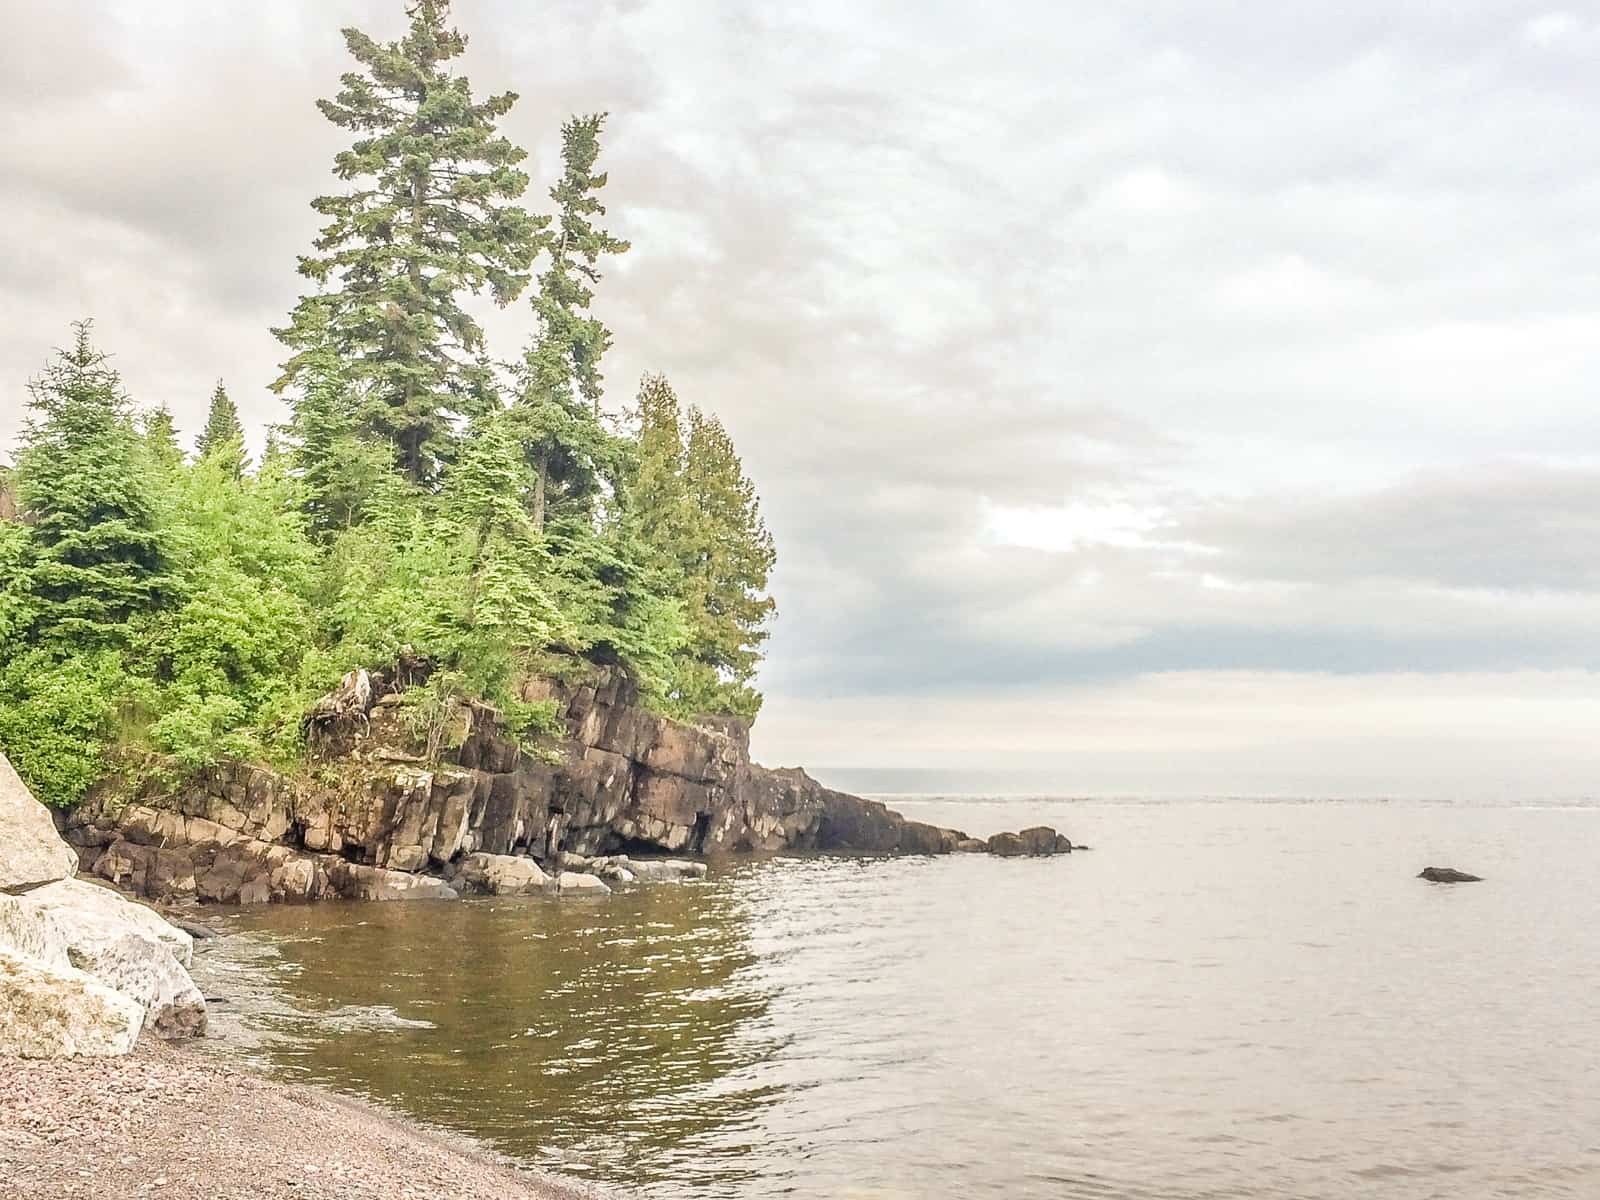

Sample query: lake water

[195,797,1600,1198]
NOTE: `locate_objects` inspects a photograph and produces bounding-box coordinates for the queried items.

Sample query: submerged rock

[0,751,79,891]
[0,950,144,1058]
[1418,867,1483,883]
[626,859,707,882]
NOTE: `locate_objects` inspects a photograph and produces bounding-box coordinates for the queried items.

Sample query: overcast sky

[6,0,1600,795]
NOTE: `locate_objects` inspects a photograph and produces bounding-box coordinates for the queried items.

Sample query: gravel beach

[0,1039,606,1200]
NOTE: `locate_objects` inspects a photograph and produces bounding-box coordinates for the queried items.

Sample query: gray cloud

[6,0,1600,783]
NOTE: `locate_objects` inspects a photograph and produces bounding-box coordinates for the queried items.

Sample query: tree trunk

[533,446,548,535]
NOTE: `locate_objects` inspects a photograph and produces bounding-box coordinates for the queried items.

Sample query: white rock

[330,862,459,902]
[555,871,611,895]
[27,878,193,967]
[0,752,79,890]
[455,853,549,896]
[22,879,205,1039]
[0,893,72,970]
[598,865,636,884]
[0,950,144,1058]
[626,859,708,882]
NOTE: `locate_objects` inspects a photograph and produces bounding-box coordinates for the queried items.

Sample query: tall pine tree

[139,404,184,471]
[516,113,629,533]
[9,322,172,647]
[679,408,775,716]
[626,376,775,716]
[195,379,246,474]
[274,0,544,486]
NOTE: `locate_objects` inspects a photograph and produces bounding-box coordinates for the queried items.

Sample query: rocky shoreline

[0,1038,603,1200]
[61,663,1078,908]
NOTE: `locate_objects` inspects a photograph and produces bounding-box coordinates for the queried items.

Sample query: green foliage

[195,380,247,475]
[1,3,782,806]
[516,112,629,535]
[628,376,776,717]
[273,0,544,486]
[139,405,184,472]
[10,322,172,648]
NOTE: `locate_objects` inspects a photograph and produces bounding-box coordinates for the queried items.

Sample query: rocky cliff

[66,664,1070,904]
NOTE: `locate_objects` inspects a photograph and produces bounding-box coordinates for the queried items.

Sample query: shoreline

[0,1037,608,1200]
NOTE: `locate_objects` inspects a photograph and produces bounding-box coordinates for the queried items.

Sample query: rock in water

[1017,826,1062,855]
[454,853,549,896]
[987,832,1027,857]
[555,871,611,895]
[0,950,144,1058]
[626,859,708,882]
[1418,866,1483,883]
[0,752,79,891]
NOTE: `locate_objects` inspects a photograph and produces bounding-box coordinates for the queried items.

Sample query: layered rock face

[65,665,1074,906]
[0,753,207,1057]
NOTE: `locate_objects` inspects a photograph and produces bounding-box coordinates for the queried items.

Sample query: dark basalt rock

[1418,866,1482,883]
[67,664,1083,903]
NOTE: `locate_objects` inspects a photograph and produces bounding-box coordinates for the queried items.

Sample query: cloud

[5,0,1600,787]
[1177,463,1600,593]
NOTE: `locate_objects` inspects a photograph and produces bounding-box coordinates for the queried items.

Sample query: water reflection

[203,875,783,1187]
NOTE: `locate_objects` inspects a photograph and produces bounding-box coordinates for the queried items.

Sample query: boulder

[555,871,611,895]
[0,950,144,1058]
[626,859,708,882]
[0,752,78,890]
[955,838,988,853]
[23,879,205,1039]
[28,878,194,966]
[327,862,459,902]
[454,853,549,896]
[1418,867,1482,883]
[986,832,1027,857]
[0,893,71,969]
[1054,834,1075,853]
[1017,826,1060,855]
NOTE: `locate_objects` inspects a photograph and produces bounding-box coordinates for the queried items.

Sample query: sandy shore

[0,1039,607,1200]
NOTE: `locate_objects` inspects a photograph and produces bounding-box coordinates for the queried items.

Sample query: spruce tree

[516,113,629,533]
[11,321,172,646]
[139,404,184,471]
[680,408,776,715]
[195,380,246,474]
[274,0,544,486]
[283,313,396,539]
[628,374,692,560]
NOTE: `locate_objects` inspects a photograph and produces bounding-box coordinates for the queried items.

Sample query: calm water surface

[196,798,1600,1198]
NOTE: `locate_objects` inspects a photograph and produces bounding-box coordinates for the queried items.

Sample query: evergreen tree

[283,314,395,538]
[195,380,247,474]
[274,0,544,486]
[516,113,630,533]
[441,411,561,644]
[139,405,184,471]
[625,376,774,716]
[679,408,776,716]
[628,373,693,560]
[9,322,172,647]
